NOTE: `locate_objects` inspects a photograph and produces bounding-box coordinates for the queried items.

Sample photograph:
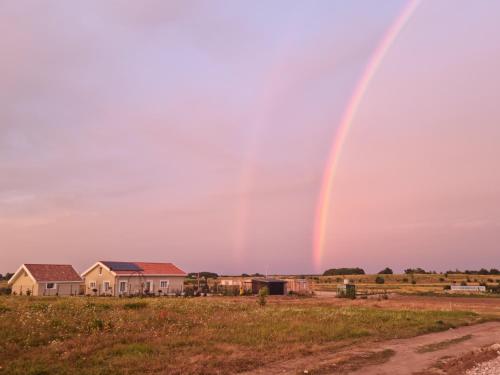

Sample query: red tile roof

[104,261,186,276]
[25,264,82,282]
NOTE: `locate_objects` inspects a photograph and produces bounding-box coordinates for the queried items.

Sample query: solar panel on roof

[101,261,143,271]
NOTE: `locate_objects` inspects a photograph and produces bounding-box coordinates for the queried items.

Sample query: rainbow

[313,0,421,270]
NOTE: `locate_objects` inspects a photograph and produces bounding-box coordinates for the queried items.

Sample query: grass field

[0,295,490,375]
[310,273,500,295]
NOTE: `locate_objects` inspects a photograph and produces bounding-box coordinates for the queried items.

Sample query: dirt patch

[415,344,500,374]
[242,322,500,375]
[302,349,395,375]
[416,334,473,353]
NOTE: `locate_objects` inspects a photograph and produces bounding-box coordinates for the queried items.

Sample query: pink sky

[1,1,500,274]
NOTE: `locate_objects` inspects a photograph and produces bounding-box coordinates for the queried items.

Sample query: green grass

[0,296,487,375]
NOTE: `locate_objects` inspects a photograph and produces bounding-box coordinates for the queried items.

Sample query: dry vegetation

[311,273,500,295]
[0,295,490,375]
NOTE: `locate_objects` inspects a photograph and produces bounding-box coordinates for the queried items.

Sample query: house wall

[83,264,116,296]
[285,279,311,293]
[38,282,82,296]
[10,270,37,296]
[116,275,184,295]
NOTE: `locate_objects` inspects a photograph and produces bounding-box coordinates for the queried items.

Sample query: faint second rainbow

[313,0,421,270]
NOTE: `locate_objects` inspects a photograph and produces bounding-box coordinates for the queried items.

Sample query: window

[145,281,153,292]
[98,267,102,276]
[89,281,96,289]
[119,281,127,293]
[160,280,169,289]
[46,283,56,289]
[104,281,110,292]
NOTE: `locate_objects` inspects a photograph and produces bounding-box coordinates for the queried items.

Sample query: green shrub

[123,302,148,310]
[258,287,268,307]
[91,318,104,331]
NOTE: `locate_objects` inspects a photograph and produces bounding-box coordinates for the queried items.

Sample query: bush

[404,268,428,274]
[378,268,393,275]
[460,281,467,286]
[91,318,104,331]
[0,287,12,295]
[375,276,385,284]
[258,287,268,307]
[123,302,148,310]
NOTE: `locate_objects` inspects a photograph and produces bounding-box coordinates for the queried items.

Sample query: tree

[187,272,218,279]
[323,268,365,276]
[375,276,385,284]
[378,267,393,275]
[404,268,427,274]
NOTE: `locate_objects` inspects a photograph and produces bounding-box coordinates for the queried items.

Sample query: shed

[251,278,287,295]
[337,279,356,299]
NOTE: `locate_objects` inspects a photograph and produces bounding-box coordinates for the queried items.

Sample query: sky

[1,1,500,275]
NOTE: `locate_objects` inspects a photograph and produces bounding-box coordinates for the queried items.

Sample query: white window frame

[160,280,169,289]
[89,281,96,289]
[98,267,103,276]
[46,282,57,290]
[145,280,153,292]
[119,280,127,293]
[103,281,111,292]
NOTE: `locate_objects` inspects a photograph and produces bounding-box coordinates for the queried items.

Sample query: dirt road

[242,322,500,374]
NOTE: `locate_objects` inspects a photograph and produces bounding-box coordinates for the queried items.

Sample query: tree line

[323,267,500,276]
[0,273,13,281]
